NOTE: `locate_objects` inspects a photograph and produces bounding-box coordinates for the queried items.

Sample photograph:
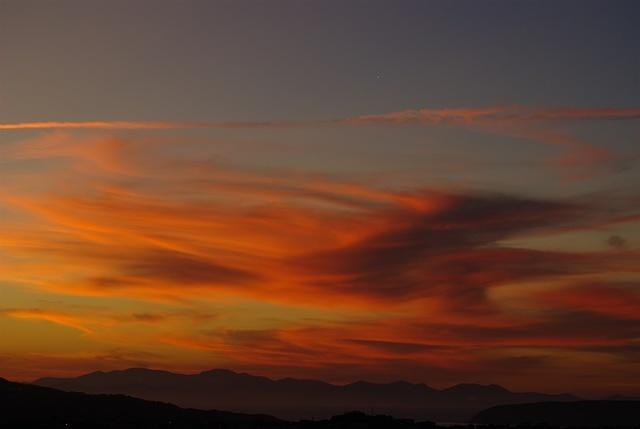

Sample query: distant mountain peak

[118,367,169,374]
[78,367,170,378]
[199,368,241,376]
[444,383,511,394]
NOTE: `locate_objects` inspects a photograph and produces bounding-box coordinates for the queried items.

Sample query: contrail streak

[1,106,639,131]
[0,120,311,130]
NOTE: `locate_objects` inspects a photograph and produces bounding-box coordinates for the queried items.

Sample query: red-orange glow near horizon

[0,129,639,395]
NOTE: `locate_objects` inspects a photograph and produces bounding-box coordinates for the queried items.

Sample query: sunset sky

[1,0,640,397]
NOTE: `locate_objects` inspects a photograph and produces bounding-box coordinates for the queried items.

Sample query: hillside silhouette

[473,400,640,427]
[4,376,639,429]
[35,368,577,421]
[0,378,428,429]
[0,376,281,428]
[0,377,434,429]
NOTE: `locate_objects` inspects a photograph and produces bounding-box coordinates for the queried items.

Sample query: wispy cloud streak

[2,106,640,131]
[4,105,637,178]
[0,120,303,130]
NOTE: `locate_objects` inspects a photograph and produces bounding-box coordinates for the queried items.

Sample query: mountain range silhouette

[3,375,640,428]
[35,368,577,421]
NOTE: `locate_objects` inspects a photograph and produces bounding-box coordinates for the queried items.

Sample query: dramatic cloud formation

[0,128,639,394]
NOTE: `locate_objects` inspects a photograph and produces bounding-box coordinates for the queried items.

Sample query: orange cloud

[2,135,640,307]
[1,131,640,393]
[537,282,640,321]
[0,308,93,333]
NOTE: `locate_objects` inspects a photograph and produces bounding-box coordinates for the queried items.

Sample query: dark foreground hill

[35,368,577,422]
[0,378,434,429]
[473,400,640,427]
[0,376,281,428]
[1,378,636,429]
